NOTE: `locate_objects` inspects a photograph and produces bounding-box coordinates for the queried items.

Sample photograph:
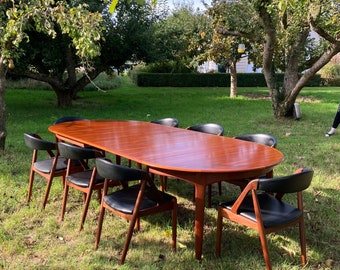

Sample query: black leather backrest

[151,118,179,127]
[234,133,277,148]
[258,168,313,193]
[95,158,144,182]
[187,123,224,136]
[57,142,98,160]
[54,116,86,125]
[24,133,56,151]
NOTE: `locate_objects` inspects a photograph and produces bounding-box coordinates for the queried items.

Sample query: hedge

[131,72,322,87]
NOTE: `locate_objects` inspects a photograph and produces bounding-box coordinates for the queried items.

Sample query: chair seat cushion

[34,157,67,173]
[221,193,302,228]
[104,184,175,214]
[68,170,104,187]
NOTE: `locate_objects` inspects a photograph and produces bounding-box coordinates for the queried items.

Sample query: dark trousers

[332,104,340,128]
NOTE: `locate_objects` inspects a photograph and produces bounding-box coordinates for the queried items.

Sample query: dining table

[48,119,284,260]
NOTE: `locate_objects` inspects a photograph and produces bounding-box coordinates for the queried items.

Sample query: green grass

[1,76,339,269]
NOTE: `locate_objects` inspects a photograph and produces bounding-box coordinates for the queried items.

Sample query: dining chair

[186,123,224,207]
[57,142,120,231]
[150,117,179,127]
[186,123,224,136]
[233,133,278,189]
[234,133,277,148]
[53,116,87,125]
[216,168,314,270]
[149,117,179,191]
[24,133,68,209]
[94,158,177,265]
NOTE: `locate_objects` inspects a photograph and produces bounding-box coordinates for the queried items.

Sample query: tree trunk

[229,60,237,98]
[0,57,7,151]
[55,88,73,107]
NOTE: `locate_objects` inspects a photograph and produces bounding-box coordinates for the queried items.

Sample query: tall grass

[0,76,339,269]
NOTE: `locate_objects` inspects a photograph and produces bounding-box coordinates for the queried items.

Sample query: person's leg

[332,110,340,129]
[325,105,340,136]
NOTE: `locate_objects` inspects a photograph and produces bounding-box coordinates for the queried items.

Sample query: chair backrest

[257,168,313,193]
[150,118,179,127]
[96,158,146,183]
[24,133,56,151]
[57,142,101,160]
[54,116,87,125]
[186,123,224,136]
[234,133,277,148]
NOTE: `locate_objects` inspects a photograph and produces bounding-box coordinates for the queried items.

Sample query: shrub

[319,63,340,86]
[131,72,322,87]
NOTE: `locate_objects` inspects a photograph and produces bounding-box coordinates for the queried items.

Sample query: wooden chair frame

[24,133,67,209]
[58,142,118,231]
[216,168,313,270]
[94,158,177,265]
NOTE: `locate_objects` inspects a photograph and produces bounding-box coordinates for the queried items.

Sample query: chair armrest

[230,179,258,213]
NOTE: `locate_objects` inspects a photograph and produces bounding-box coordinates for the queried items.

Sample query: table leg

[194,183,206,260]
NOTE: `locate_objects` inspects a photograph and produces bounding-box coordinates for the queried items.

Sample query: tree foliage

[149,6,210,72]
[7,0,162,107]
[0,0,104,150]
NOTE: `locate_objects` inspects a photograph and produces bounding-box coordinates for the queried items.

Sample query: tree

[0,0,103,150]
[260,0,340,117]
[6,0,163,108]
[149,5,211,72]
[205,0,257,97]
[207,0,340,118]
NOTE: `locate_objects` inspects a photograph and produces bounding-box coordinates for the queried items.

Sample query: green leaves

[2,1,104,60]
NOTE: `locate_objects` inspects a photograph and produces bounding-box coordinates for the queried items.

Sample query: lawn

[0,76,339,269]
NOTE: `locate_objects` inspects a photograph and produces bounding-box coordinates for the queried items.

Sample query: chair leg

[42,177,54,209]
[299,218,307,266]
[94,206,106,249]
[60,176,65,188]
[258,228,272,270]
[160,176,167,192]
[97,190,102,203]
[215,207,223,257]
[218,181,222,195]
[135,218,140,231]
[79,190,93,231]
[27,170,35,203]
[207,184,212,208]
[164,176,168,191]
[171,200,177,250]
[120,215,138,265]
[60,185,69,221]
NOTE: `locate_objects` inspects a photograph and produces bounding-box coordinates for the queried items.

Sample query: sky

[169,0,211,11]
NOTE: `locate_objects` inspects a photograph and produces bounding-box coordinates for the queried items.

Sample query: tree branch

[308,14,337,44]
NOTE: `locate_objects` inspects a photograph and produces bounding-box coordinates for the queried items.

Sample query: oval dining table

[48,119,284,260]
